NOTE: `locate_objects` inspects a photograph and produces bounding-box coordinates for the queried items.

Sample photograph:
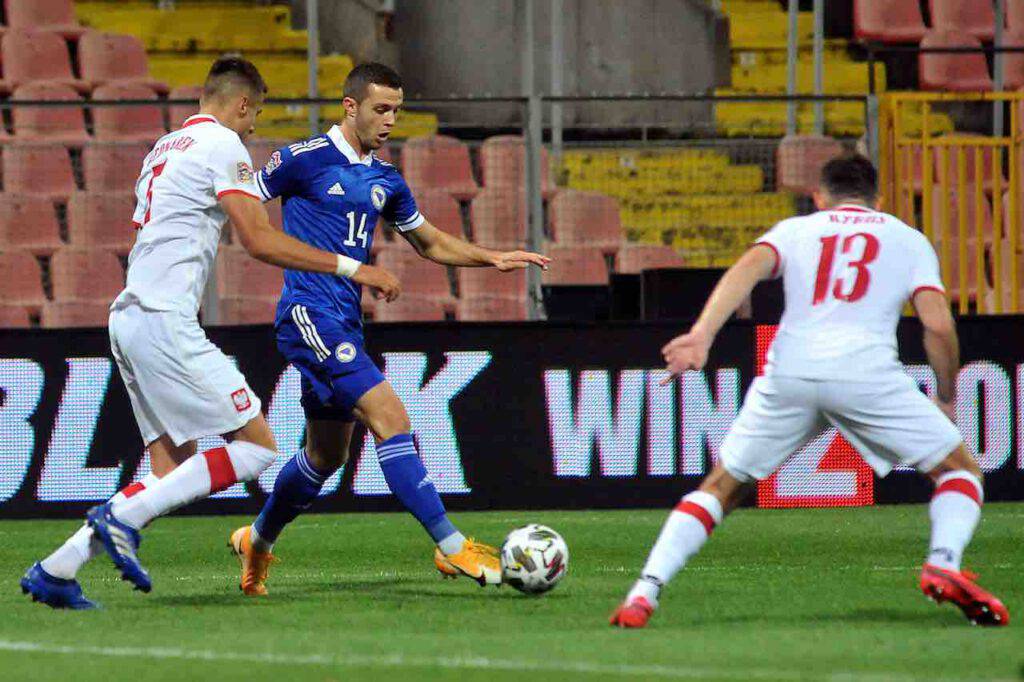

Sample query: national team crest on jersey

[370,185,387,211]
[335,342,357,363]
[231,388,252,412]
[236,162,253,184]
[263,151,282,175]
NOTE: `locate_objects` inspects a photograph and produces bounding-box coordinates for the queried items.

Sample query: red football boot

[920,564,1009,626]
[609,596,655,628]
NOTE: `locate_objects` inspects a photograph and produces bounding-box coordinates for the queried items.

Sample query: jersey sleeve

[380,172,424,232]
[209,135,260,201]
[254,144,302,202]
[909,234,945,298]
[753,220,792,279]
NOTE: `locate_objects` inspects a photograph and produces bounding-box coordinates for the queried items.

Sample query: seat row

[856,0,1024,44]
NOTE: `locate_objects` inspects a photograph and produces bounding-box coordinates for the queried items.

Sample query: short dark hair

[202,56,268,100]
[820,154,878,202]
[343,62,403,101]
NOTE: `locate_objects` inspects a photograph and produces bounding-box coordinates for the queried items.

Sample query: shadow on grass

[671,607,953,628]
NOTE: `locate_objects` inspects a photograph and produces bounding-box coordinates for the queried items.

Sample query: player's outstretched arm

[661,244,775,381]
[401,222,550,270]
[221,193,401,300]
[913,289,959,420]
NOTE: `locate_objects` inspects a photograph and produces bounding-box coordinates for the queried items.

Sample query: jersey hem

[216,188,261,201]
[912,285,946,299]
[754,240,781,277]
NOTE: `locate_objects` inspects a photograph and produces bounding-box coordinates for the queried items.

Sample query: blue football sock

[377,434,462,549]
[252,449,333,549]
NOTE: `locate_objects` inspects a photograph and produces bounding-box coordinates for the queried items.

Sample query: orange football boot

[433,539,502,586]
[229,526,275,597]
[609,596,655,628]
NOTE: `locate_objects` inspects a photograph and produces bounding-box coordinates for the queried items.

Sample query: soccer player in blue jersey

[229,63,549,595]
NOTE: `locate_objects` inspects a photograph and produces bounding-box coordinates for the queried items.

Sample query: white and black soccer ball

[500,524,568,595]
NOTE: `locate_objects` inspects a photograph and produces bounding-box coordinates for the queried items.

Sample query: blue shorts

[275,303,385,422]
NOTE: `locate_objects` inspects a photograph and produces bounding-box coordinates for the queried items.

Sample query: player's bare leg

[918,444,1008,626]
[233,419,355,595]
[353,382,501,586]
[611,464,752,628]
[22,439,194,609]
[88,415,279,592]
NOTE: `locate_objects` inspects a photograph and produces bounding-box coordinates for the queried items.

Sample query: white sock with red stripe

[41,474,159,579]
[627,490,724,607]
[114,442,276,530]
[926,470,983,571]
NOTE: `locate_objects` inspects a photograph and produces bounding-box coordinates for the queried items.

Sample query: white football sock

[250,525,273,554]
[627,490,724,607]
[41,474,159,579]
[438,531,468,556]
[927,471,983,571]
[115,442,276,530]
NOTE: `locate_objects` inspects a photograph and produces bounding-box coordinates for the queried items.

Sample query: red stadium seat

[68,191,138,254]
[548,190,622,251]
[479,135,555,196]
[0,194,63,255]
[775,135,845,195]
[375,246,452,300]
[1002,29,1024,89]
[0,250,46,305]
[4,0,87,39]
[10,82,89,144]
[1,30,90,94]
[919,30,993,92]
[374,295,449,322]
[0,304,31,328]
[40,300,112,328]
[930,135,1005,192]
[400,135,479,200]
[616,244,685,273]
[78,32,169,93]
[213,297,277,326]
[929,0,996,42]
[853,0,927,43]
[456,296,528,321]
[1010,0,1024,30]
[50,248,124,302]
[83,142,149,191]
[246,137,289,172]
[216,246,283,299]
[2,144,76,201]
[414,188,464,237]
[91,83,167,143]
[458,266,526,299]
[931,188,995,244]
[167,85,202,130]
[542,245,610,285]
[469,188,525,248]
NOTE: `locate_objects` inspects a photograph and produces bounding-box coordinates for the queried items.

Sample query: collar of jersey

[181,114,219,128]
[833,203,874,213]
[327,125,374,166]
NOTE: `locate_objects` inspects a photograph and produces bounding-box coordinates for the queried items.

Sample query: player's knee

[927,444,983,483]
[305,443,348,471]
[366,412,412,442]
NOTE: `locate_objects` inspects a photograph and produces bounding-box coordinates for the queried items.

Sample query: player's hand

[493,251,551,272]
[352,264,401,303]
[933,396,956,422]
[660,328,712,383]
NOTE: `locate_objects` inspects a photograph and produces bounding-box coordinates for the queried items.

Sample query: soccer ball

[500,524,568,594]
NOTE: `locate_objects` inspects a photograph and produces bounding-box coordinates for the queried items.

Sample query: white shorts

[109,305,262,446]
[719,374,962,482]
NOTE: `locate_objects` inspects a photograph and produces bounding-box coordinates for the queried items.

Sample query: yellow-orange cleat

[433,539,502,586]
[228,526,275,597]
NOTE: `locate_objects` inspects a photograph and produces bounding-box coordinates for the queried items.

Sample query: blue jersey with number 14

[254,125,424,328]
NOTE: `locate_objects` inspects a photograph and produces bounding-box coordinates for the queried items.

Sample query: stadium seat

[458,266,527,299]
[1011,0,1024,30]
[469,188,525,247]
[78,31,169,94]
[0,304,31,328]
[919,30,993,92]
[375,246,452,300]
[213,297,278,326]
[548,190,622,251]
[83,142,149,191]
[930,136,1005,192]
[400,135,479,200]
[775,135,845,195]
[0,194,63,255]
[929,0,996,42]
[414,188,465,238]
[50,248,124,302]
[10,82,89,144]
[542,245,610,285]
[479,135,555,196]
[168,85,202,130]
[91,83,167,143]
[1,30,91,94]
[4,0,87,39]
[456,296,529,321]
[247,137,289,172]
[1001,29,1024,89]
[616,244,685,273]
[68,192,137,254]
[931,188,995,243]
[0,250,46,305]
[852,0,927,43]
[40,300,112,328]
[374,295,449,322]
[2,144,76,201]
[216,246,283,299]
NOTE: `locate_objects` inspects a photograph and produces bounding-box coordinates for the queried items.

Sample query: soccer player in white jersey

[21,57,403,608]
[610,156,1008,628]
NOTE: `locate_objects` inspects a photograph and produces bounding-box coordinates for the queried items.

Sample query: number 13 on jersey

[812,232,880,305]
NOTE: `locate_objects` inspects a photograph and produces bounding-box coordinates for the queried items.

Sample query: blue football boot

[20,562,97,610]
[86,503,152,593]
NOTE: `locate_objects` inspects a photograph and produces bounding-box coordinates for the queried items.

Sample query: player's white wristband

[335,254,361,278]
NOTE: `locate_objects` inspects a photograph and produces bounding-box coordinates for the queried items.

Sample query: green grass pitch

[1,504,1021,682]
